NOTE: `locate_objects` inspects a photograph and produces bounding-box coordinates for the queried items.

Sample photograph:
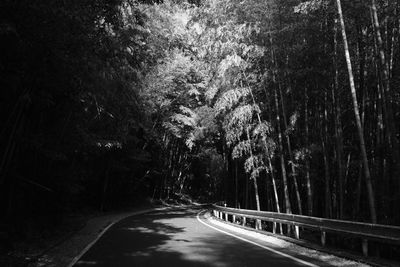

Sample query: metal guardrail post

[242,216,246,226]
[362,239,368,257]
[256,219,261,230]
[294,225,300,239]
[321,231,326,246]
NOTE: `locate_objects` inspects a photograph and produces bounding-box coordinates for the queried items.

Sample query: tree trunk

[101,159,111,212]
[246,128,261,212]
[371,0,400,192]
[245,172,249,209]
[267,155,283,233]
[279,79,303,215]
[274,86,292,217]
[336,0,377,223]
[243,71,283,220]
[268,41,292,219]
[320,94,332,219]
[235,160,238,208]
[388,6,398,78]
[304,86,313,216]
[333,18,345,218]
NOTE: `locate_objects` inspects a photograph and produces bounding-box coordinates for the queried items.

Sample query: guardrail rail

[211,204,400,257]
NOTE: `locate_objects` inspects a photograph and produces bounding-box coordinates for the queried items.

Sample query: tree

[335,0,377,223]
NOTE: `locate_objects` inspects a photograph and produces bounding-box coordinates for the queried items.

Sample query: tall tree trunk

[267,155,283,233]
[388,6,398,78]
[354,160,363,220]
[245,172,249,209]
[243,71,283,219]
[101,159,111,212]
[336,0,377,223]
[371,0,400,192]
[321,93,332,219]
[246,128,261,214]
[235,160,238,208]
[268,41,292,220]
[304,86,313,216]
[279,78,303,215]
[274,86,292,217]
[333,18,345,218]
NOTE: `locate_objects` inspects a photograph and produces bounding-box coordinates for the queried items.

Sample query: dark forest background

[1,0,400,260]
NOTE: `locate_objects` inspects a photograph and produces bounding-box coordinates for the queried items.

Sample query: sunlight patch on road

[124,227,155,233]
[157,235,229,267]
[127,251,151,257]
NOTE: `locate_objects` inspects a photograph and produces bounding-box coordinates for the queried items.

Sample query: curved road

[72,207,346,267]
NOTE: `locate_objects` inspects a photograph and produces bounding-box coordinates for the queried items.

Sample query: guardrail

[211,204,400,257]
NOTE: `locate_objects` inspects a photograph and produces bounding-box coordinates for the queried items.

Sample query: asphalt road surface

[73,207,339,267]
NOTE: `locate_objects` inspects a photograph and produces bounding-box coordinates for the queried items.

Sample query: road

[72,207,344,267]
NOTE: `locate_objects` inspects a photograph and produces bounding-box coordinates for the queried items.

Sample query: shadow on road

[76,208,212,266]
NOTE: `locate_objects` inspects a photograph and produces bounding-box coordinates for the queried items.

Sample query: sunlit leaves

[244,154,263,173]
[214,87,251,113]
[232,140,251,159]
[218,53,248,77]
[252,121,273,138]
[285,111,299,135]
[171,113,197,127]
[163,121,182,138]
[224,104,259,132]
[250,166,268,179]
[294,0,329,14]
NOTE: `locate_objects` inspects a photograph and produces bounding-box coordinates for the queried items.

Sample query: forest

[1,0,400,262]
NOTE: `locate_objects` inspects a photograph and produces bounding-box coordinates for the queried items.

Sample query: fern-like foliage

[163,121,182,138]
[171,113,197,127]
[244,154,263,173]
[252,121,273,138]
[225,125,246,146]
[232,140,252,159]
[218,53,248,77]
[214,87,251,114]
[294,0,328,14]
[163,104,202,150]
[224,104,260,129]
[179,105,198,119]
[284,111,299,136]
[185,132,196,150]
[250,166,268,179]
